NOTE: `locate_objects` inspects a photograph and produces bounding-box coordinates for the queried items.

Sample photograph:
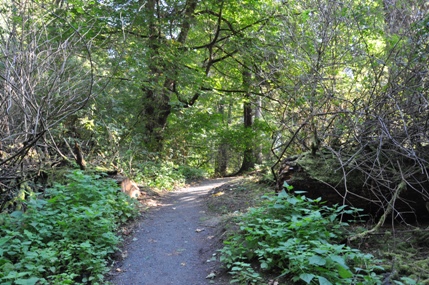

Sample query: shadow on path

[110,178,234,285]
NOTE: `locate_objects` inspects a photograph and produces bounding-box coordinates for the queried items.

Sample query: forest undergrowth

[0,163,208,285]
[206,174,429,285]
[2,166,429,285]
[0,171,140,285]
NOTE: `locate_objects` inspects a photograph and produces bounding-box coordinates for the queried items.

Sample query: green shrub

[176,165,207,181]
[219,182,384,285]
[0,171,139,285]
[135,161,207,190]
[135,161,185,190]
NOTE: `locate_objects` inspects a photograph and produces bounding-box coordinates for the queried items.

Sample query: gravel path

[110,178,234,285]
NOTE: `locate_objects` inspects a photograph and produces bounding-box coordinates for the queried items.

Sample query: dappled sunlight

[169,179,236,204]
[110,178,236,285]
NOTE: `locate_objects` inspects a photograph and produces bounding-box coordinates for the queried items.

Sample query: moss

[295,151,364,188]
[348,224,429,283]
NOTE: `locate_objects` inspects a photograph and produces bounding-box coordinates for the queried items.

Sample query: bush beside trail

[0,171,139,285]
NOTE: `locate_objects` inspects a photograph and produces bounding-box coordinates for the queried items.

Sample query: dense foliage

[0,171,138,285]
[0,0,429,283]
[219,183,415,284]
[1,0,429,203]
[134,161,207,190]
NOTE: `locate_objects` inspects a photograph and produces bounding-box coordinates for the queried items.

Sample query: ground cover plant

[348,226,429,284]
[0,171,139,285]
[134,161,207,190]
[218,182,418,285]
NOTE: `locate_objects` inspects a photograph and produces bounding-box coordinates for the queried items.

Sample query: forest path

[110,178,234,285]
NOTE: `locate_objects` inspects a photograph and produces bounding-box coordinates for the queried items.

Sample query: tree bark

[215,103,228,176]
[138,0,198,152]
[238,69,255,173]
[254,95,263,165]
[74,142,86,170]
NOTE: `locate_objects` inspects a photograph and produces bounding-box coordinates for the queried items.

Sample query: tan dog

[120,178,140,199]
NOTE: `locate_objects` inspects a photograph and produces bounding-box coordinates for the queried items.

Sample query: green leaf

[1,262,14,273]
[330,255,347,268]
[313,248,328,255]
[300,273,315,283]
[309,255,326,266]
[301,9,312,22]
[338,265,353,279]
[273,203,285,209]
[287,196,299,205]
[80,240,91,248]
[0,236,12,247]
[318,276,333,285]
[399,277,417,284]
[10,211,23,219]
[15,277,40,285]
[278,189,288,198]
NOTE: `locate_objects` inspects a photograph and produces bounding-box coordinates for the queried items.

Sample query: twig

[349,179,406,241]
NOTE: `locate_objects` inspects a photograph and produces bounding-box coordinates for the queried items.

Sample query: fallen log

[276,150,429,221]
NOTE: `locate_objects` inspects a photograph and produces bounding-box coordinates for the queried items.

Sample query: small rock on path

[110,178,234,285]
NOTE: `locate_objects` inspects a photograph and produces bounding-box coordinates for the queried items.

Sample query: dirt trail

[110,178,234,285]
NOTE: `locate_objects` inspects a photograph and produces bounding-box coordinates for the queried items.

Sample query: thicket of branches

[0,1,95,205]
[270,0,429,220]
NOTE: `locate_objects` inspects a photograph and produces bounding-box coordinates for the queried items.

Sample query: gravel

[109,178,234,285]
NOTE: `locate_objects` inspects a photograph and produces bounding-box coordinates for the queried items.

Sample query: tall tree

[136,0,199,151]
[238,69,255,173]
[100,0,279,155]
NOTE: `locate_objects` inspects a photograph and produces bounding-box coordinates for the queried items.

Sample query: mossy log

[276,150,429,221]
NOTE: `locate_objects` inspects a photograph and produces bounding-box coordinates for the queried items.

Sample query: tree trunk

[138,0,197,152]
[215,103,228,176]
[254,95,263,165]
[140,88,172,152]
[215,143,228,176]
[238,69,255,173]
